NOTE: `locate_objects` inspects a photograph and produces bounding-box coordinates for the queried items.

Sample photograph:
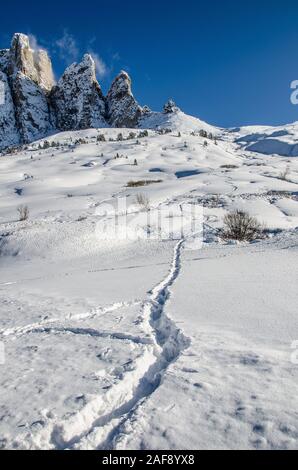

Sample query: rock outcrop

[50,54,106,130]
[12,72,52,143]
[8,33,39,82]
[8,34,54,143]
[106,71,142,128]
[163,99,180,114]
[0,49,9,74]
[0,70,20,148]
[8,33,54,91]
[34,49,55,92]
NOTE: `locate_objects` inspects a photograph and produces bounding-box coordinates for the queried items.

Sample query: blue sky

[2,0,298,127]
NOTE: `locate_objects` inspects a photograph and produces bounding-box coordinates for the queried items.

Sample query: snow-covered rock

[0,70,20,149]
[9,33,39,83]
[8,33,54,91]
[163,99,180,114]
[0,49,9,74]
[50,54,106,131]
[34,49,55,92]
[12,71,52,143]
[1,34,54,144]
[106,70,142,128]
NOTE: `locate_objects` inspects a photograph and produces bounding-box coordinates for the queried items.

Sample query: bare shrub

[128,131,136,140]
[221,210,263,241]
[135,193,150,210]
[126,179,162,188]
[220,164,239,169]
[138,130,149,138]
[279,165,290,181]
[17,205,29,221]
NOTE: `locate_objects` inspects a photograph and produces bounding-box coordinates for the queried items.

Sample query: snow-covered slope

[228,122,298,157]
[139,108,218,134]
[0,126,297,450]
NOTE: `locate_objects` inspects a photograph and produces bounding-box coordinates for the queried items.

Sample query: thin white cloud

[89,51,109,78]
[28,34,47,53]
[25,32,111,81]
[26,34,56,81]
[112,52,120,61]
[55,30,79,65]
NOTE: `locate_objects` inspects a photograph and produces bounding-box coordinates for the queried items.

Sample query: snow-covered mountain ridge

[0,33,145,150]
[1,33,216,152]
[226,122,298,157]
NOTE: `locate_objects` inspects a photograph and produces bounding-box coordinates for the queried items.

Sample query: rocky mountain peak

[9,33,39,82]
[0,33,55,146]
[9,33,54,92]
[62,53,96,80]
[106,70,142,127]
[108,70,133,97]
[50,54,106,131]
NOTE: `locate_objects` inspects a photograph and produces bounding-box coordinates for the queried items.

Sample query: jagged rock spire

[9,33,54,92]
[9,33,39,82]
[0,33,55,147]
[106,70,142,128]
[50,54,107,131]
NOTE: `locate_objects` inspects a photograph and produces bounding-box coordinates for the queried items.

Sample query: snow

[0,117,297,450]
[228,121,298,157]
[140,109,218,134]
[118,235,298,450]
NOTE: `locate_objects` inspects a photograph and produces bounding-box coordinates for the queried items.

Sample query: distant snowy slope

[139,109,219,135]
[228,122,298,156]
